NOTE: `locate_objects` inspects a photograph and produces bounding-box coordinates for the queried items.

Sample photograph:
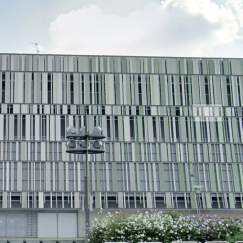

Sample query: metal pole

[84,112,90,241]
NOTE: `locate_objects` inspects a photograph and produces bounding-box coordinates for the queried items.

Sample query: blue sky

[0,0,243,57]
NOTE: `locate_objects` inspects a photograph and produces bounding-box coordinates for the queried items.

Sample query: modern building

[0,53,243,238]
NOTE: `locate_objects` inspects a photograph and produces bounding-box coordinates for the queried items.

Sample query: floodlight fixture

[79,140,89,148]
[66,140,76,149]
[67,126,76,134]
[93,126,103,135]
[80,126,88,134]
[93,140,102,149]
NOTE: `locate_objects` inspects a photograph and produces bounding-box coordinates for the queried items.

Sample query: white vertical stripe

[53,162,56,191]
[11,162,14,190]
[92,162,95,191]
[50,116,55,141]
[152,163,157,191]
[6,162,9,191]
[124,117,130,142]
[39,192,44,208]
[77,162,80,191]
[46,162,51,191]
[17,162,22,191]
[105,162,109,191]
[56,116,61,141]
[41,142,45,161]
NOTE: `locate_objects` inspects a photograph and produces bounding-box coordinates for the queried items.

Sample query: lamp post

[66,112,105,241]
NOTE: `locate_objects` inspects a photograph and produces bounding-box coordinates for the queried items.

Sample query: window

[12,142,16,160]
[60,115,65,140]
[70,74,74,104]
[14,115,18,139]
[48,73,52,104]
[145,106,151,116]
[201,119,207,142]
[114,116,119,140]
[234,145,238,162]
[85,105,89,115]
[105,143,110,161]
[171,144,176,162]
[101,105,105,115]
[215,120,219,142]
[226,76,232,106]
[152,144,157,161]
[130,116,135,140]
[211,145,215,162]
[171,76,175,105]
[237,77,241,106]
[136,106,139,115]
[7,104,13,114]
[215,144,220,162]
[175,117,179,142]
[224,118,230,142]
[67,105,71,114]
[138,75,142,105]
[160,117,165,142]
[237,118,241,141]
[2,73,5,103]
[152,117,157,140]
[124,143,132,161]
[193,144,198,162]
[205,76,210,104]
[107,116,111,139]
[22,115,26,140]
[42,115,47,140]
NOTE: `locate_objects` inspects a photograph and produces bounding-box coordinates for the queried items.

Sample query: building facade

[0,54,243,237]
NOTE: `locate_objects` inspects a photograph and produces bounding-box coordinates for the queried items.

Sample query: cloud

[49,0,243,57]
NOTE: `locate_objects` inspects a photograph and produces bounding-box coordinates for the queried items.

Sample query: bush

[88,211,243,243]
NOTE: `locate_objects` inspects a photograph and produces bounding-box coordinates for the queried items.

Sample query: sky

[0,0,243,57]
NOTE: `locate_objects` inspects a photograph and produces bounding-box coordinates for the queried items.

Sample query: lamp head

[66,140,76,149]
[79,140,89,148]
[80,126,88,134]
[67,126,76,134]
[93,126,103,135]
[93,140,103,149]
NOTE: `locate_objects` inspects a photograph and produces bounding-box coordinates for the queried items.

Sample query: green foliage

[87,211,243,243]
[226,231,243,243]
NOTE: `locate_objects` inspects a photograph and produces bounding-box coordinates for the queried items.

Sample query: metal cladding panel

[38,213,57,238]
[0,212,27,237]
[58,213,77,238]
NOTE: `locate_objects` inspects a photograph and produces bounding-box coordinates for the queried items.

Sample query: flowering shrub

[88,211,243,243]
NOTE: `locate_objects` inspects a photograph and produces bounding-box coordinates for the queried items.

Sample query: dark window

[130,116,135,139]
[70,74,74,104]
[22,115,26,140]
[2,73,5,103]
[114,116,119,139]
[152,117,157,140]
[61,115,65,140]
[145,106,151,116]
[8,104,13,114]
[205,76,210,104]
[107,116,111,139]
[160,117,165,142]
[226,76,231,106]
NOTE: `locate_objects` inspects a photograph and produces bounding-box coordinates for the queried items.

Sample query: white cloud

[49,0,243,57]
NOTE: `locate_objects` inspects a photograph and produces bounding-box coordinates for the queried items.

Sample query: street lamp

[66,112,105,241]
